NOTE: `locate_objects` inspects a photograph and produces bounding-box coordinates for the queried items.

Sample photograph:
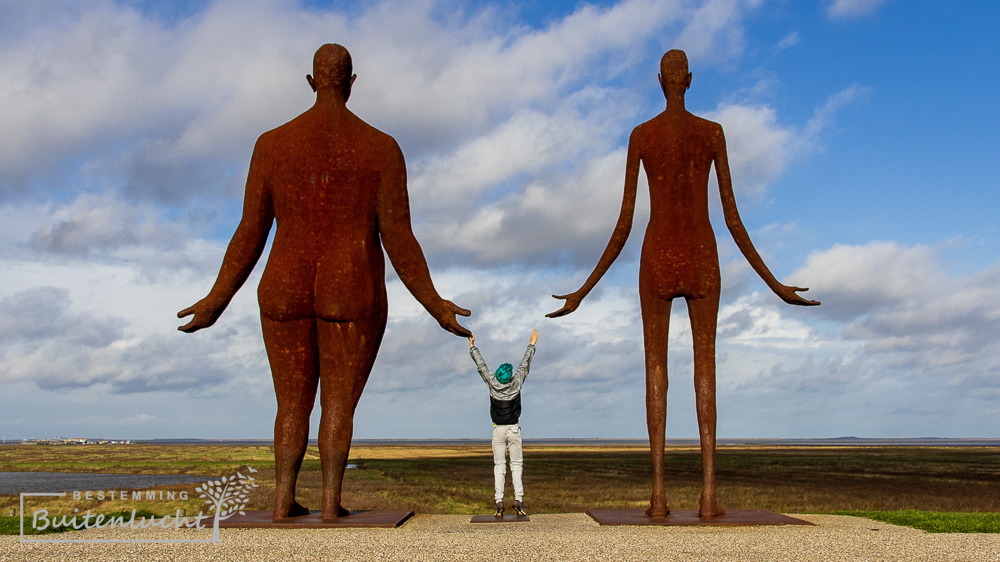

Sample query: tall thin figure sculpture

[547,50,819,518]
[177,44,472,521]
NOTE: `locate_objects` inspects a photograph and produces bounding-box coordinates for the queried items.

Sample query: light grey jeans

[491,424,523,502]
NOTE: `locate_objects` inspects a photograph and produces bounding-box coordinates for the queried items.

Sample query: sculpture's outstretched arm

[714,126,819,307]
[178,138,275,332]
[378,140,472,337]
[548,129,641,318]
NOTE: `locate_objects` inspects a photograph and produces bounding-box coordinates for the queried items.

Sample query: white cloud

[409,91,624,204]
[675,0,762,61]
[0,282,251,393]
[775,31,800,52]
[0,0,762,205]
[0,286,122,349]
[718,293,815,347]
[409,70,862,270]
[702,84,865,201]
[0,0,783,272]
[28,194,178,256]
[791,241,942,320]
[416,142,636,267]
[802,84,868,145]
[119,413,162,425]
[706,104,795,199]
[788,240,1000,402]
[0,237,269,395]
[827,0,888,20]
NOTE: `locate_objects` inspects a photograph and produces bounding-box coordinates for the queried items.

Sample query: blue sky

[1,0,998,440]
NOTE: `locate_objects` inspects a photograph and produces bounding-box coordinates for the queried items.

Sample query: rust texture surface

[217,510,414,529]
[178,44,471,521]
[586,509,814,527]
[548,50,819,517]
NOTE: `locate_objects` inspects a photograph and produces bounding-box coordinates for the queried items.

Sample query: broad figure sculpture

[548,50,819,518]
[178,44,472,521]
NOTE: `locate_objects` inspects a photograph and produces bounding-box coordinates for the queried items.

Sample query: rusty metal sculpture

[178,44,472,521]
[548,50,819,518]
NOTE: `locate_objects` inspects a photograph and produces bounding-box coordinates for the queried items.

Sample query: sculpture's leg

[261,315,318,521]
[640,290,672,517]
[688,295,724,518]
[316,309,387,520]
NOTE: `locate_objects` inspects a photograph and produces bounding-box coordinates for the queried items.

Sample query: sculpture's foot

[645,494,670,518]
[321,504,350,521]
[698,493,724,518]
[272,500,310,521]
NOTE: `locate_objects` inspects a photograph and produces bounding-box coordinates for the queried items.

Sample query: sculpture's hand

[177,298,226,333]
[529,328,538,346]
[546,291,584,318]
[774,284,820,306]
[432,300,473,338]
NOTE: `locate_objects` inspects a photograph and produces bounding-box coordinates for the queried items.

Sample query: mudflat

[3,443,1000,516]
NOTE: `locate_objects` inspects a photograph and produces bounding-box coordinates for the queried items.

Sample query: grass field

[2,443,999,523]
[835,510,1000,533]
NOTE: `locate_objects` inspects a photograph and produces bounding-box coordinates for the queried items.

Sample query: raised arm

[514,330,537,384]
[714,126,819,307]
[178,137,275,332]
[547,128,641,318]
[469,345,493,385]
[378,140,472,336]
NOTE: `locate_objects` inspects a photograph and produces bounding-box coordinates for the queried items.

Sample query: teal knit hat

[495,363,513,384]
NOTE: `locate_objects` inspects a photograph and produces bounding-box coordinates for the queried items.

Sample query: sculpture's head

[658,49,692,96]
[495,363,513,384]
[307,43,356,101]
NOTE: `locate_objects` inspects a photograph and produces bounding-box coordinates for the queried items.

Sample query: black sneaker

[513,500,527,516]
[494,501,504,517]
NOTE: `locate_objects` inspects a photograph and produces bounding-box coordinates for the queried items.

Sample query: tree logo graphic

[195,466,260,521]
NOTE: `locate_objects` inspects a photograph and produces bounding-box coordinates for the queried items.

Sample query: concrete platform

[470,514,530,523]
[216,510,414,528]
[586,509,814,526]
[13,514,1000,560]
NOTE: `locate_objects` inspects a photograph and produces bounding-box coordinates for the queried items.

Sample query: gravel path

[4,513,999,561]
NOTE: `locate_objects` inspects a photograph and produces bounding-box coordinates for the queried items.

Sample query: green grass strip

[0,516,74,536]
[0,509,163,536]
[838,510,1000,533]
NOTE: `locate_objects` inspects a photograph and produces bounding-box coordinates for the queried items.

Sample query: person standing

[469,329,537,516]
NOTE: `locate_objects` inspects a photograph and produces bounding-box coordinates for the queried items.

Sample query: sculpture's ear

[343,73,357,102]
[685,71,692,90]
[306,74,317,92]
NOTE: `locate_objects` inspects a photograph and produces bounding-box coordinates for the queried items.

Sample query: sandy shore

[4,513,999,561]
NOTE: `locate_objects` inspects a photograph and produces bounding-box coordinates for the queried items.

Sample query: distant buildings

[9,438,134,445]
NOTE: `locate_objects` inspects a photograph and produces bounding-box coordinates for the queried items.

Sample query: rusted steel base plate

[217,510,414,528]
[470,514,530,523]
[586,509,813,527]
